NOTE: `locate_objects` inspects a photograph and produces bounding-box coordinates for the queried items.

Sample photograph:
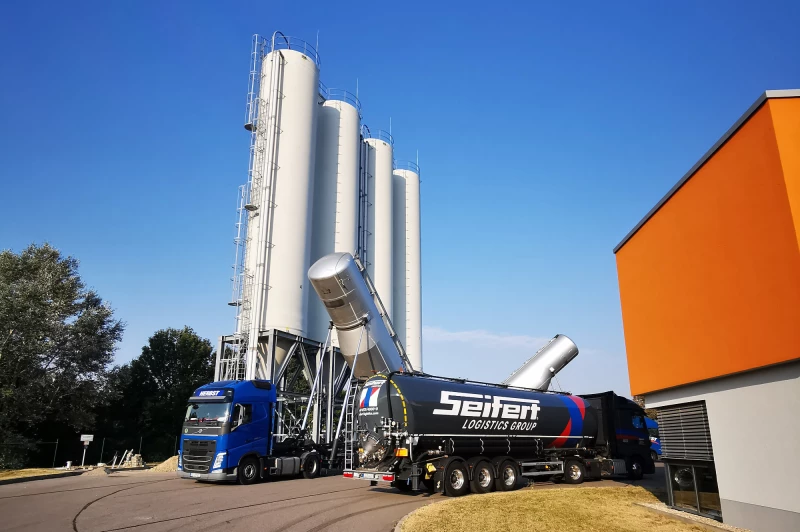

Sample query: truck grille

[183,439,216,473]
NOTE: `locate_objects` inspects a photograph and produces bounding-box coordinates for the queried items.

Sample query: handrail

[394,161,420,173]
[318,82,362,114]
[365,129,394,146]
[265,31,321,66]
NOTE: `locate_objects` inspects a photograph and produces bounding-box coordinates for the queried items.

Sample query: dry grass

[400,486,710,532]
[0,468,69,481]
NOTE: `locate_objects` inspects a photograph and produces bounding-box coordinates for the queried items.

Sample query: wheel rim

[450,468,465,490]
[244,463,256,479]
[478,467,492,488]
[503,466,516,487]
[632,462,641,474]
[568,464,581,481]
[308,458,318,474]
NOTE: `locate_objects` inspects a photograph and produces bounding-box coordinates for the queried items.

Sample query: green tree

[0,244,123,467]
[98,327,214,460]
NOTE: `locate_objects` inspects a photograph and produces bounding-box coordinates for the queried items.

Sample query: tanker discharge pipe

[308,252,410,379]
[503,334,579,390]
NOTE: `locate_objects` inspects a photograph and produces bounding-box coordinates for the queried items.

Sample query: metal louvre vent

[657,402,714,461]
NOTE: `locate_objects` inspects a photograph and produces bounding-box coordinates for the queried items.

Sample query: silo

[308,90,362,343]
[395,162,422,371]
[244,35,320,367]
[392,169,407,349]
[364,132,394,319]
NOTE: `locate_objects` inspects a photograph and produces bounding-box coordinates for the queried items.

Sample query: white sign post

[80,435,93,467]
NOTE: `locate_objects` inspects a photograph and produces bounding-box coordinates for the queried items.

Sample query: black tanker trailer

[344,372,655,496]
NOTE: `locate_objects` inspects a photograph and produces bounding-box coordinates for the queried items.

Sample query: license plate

[190,473,201,478]
[355,472,379,480]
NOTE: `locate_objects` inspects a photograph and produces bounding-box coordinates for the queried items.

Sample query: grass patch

[0,468,70,481]
[400,486,709,532]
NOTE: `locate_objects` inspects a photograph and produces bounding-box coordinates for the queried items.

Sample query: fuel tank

[356,373,598,467]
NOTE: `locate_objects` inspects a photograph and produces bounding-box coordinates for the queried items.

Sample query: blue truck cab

[178,380,325,484]
[646,417,661,460]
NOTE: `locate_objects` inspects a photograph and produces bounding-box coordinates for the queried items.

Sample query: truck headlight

[178,451,182,469]
[212,452,226,470]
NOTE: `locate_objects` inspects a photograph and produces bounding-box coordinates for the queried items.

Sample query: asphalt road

[0,464,665,532]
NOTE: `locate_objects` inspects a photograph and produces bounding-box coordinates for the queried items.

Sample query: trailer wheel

[302,453,319,479]
[627,457,644,480]
[563,459,585,484]
[494,460,518,491]
[470,461,495,494]
[392,479,413,492]
[237,456,260,485]
[444,461,470,497]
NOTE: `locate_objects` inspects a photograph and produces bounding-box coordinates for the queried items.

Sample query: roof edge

[613,89,800,254]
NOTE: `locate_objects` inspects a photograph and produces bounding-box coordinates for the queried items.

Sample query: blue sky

[2,1,798,397]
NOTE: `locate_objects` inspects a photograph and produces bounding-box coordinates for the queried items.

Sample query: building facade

[614,90,800,531]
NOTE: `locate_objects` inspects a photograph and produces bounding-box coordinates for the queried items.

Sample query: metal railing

[265,31,321,66]
[394,160,420,173]
[365,129,394,146]
[318,81,362,115]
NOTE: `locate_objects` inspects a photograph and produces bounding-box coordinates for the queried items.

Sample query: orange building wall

[617,99,800,396]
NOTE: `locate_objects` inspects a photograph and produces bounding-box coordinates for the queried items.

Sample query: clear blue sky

[2,1,798,397]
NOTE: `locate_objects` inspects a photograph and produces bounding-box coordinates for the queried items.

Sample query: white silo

[242,34,320,368]
[394,162,422,371]
[392,169,407,349]
[364,132,394,320]
[308,89,362,343]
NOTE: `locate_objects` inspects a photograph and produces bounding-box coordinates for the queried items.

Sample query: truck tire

[627,457,644,480]
[563,459,585,484]
[444,461,470,497]
[495,460,518,492]
[302,453,319,479]
[470,461,494,494]
[650,451,658,463]
[237,456,260,485]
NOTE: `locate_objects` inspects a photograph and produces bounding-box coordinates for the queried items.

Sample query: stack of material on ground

[122,453,144,468]
[84,467,108,476]
[147,456,178,472]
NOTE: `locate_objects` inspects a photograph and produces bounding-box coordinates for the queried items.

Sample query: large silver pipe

[503,334,579,390]
[308,252,407,379]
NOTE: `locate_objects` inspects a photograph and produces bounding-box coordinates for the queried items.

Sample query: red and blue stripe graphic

[551,396,586,448]
[359,384,381,408]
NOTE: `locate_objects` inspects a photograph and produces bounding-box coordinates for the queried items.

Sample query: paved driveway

[0,464,664,532]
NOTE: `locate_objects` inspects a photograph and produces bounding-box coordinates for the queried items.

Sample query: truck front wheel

[238,457,260,485]
[563,459,585,484]
[627,457,644,480]
[444,461,470,497]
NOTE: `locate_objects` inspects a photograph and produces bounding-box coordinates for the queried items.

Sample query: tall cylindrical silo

[365,132,394,319]
[392,169,407,350]
[308,90,362,343]
[245,37,320,367]
[395,162,422,371]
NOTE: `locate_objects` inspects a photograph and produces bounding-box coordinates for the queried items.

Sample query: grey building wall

[645,361,800,532]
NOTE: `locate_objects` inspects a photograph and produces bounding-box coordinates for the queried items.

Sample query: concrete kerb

[0,471,84,486]
[635,503,737,532]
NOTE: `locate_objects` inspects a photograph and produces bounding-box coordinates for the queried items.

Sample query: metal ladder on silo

[343,378,361,471]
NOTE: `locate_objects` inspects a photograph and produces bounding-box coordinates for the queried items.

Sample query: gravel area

[638,502,750,531]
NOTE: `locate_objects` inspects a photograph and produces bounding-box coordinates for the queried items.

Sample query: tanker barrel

[503,334,579,390]
[308,252,408,379]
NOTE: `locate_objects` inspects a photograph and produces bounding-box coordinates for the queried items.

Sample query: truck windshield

[185,402,230,424]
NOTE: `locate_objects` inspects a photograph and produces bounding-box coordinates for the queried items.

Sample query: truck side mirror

[231,404,243,430]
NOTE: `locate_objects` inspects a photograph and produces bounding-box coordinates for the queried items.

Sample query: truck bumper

[178,470,237,482]
[343,470,395,482]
